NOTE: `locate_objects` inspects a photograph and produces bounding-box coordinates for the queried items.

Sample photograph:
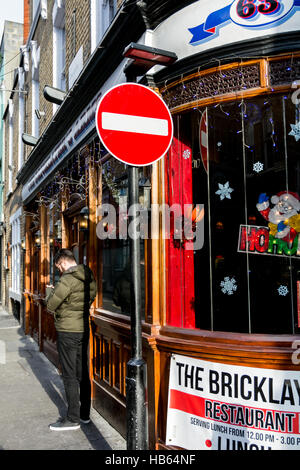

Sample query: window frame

[162,55,300,333]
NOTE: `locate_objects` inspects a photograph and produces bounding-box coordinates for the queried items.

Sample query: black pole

[125,68,148,450]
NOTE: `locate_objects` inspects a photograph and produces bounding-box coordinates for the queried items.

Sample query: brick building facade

[1,21,24,316]
[2,0,121,323]
[2,0,300,451]
[11,0,148,442]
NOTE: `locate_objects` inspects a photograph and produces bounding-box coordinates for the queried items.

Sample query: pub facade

[12,0,300,450]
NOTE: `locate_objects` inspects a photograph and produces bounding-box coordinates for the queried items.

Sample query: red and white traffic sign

[95,83,173,166]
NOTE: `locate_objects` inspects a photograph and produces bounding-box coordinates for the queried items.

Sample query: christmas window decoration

[166,90,300,335]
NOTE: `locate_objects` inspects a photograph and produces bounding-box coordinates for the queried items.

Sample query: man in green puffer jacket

[46,249,96,431]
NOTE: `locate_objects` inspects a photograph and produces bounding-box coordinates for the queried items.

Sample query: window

[32,0,40,21]
[8,99,13,194]
[61,26,66,90]
[33,246,40,294]
[99,158,148,318]
[49,207,61,286]
[31,42,40,138]
[18,67,25,170]
[167,91,300,335]
[53,0,66,110]
[9,209,22,299]
[90,0,117,53]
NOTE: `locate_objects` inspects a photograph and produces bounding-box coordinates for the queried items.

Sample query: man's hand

[46,285,55,302]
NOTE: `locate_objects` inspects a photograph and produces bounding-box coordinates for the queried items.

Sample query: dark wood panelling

[91,313,130,438]
[93,380,127,438]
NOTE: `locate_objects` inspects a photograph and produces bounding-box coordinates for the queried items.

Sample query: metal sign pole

[124,68,147,450]
[126,164,147,450]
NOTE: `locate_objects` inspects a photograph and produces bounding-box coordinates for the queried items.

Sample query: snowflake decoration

[289,122,300,142]
[253,161,264,173]
[277,285,289,296]
[220,277,237,295]
[215,181,234,200]
[183,149,191,160]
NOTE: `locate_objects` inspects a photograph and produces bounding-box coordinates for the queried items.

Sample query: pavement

[0,307,126,451]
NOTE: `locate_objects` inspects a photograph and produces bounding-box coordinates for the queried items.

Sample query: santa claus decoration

[256,191,300,243]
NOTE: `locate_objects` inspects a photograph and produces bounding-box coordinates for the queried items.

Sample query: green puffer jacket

[46,264,97,332]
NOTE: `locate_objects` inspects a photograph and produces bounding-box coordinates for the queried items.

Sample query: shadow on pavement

[16,328,112,450]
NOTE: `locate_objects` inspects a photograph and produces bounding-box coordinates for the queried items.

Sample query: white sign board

[151,0,300,60]
[166,354,300,450]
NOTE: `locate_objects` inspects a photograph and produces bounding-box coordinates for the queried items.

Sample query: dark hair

[54,249,76,265]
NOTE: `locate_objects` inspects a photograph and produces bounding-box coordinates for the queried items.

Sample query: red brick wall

[23,0,30,43]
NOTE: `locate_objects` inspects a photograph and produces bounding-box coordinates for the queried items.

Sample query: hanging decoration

[238,191,300,259]
[215,181,234,200]
[288,122,300,142]
[220,276,237,295]
[35,195,60,208]
[54,175,86,199]
[256,191,300,244]
[102,168,119,202]
[182,149,191,160]
[253,161,264,173]
[277,285,289,296]
[23,211,40,228]
[238,224,300,258]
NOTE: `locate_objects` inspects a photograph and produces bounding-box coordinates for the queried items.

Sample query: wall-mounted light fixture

[21,238,26,250]
[22,133,38,146]
[123,42,177,67]
[79,206,89,232]
[43,85,66,105]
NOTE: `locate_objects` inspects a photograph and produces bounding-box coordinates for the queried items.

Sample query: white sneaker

[49,418,80,431]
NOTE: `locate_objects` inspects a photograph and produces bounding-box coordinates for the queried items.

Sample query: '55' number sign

[236,0,280,18]
[230,0,295,26]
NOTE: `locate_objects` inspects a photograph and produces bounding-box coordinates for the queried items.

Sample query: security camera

[35,109,45,119]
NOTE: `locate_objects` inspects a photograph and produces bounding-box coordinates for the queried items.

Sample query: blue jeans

[56,331,91,423]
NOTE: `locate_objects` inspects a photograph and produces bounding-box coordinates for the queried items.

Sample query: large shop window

[100,158,150,318]
[167,92,300,335]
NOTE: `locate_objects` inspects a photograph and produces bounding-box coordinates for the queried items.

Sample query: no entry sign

[95,83,173,166]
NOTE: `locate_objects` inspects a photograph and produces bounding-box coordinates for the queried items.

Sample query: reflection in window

[49,207,62,286]
[183,92,300,334]
[100,158,149,318]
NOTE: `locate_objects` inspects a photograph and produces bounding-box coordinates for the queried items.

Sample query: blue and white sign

[189,0,300,45]
[150,0,300,60]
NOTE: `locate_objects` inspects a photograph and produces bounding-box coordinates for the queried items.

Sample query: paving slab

[0,308,126,451]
